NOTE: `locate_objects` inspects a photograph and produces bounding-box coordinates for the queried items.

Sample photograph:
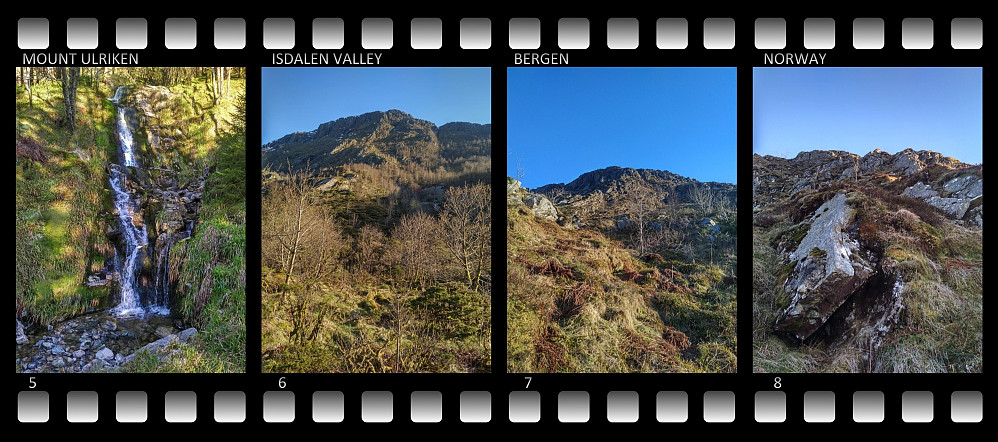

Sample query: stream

[15,86,186,373]
[108,85,170,317]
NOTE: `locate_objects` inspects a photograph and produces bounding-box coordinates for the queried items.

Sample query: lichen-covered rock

[901,182,938,199]
[524,194,558,221]
[943,175,982,199]
[924,196,972,218]
[902,174,983,221]
[774,193,874,342]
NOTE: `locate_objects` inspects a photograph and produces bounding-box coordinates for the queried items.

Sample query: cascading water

[108,86,169,317]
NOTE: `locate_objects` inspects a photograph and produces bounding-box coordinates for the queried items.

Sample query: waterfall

[107,86,170,317]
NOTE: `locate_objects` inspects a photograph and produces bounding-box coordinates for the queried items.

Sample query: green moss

[809,247,827,259]
[777,259,799,284]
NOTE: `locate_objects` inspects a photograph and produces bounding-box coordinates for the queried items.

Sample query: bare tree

[690,182,714,217]
[262,163,345,346]
[261,163,344,284]
[439,183,491,292]
[389,212,441,290]
[622,175,664,256]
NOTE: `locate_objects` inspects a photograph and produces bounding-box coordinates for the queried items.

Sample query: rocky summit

[754,148,982,228]
[262,110,491,173]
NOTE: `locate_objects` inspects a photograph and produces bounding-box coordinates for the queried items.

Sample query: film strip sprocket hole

[14,13,986,425]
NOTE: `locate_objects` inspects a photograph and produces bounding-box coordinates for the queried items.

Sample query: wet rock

[102,320,117,331]
[155,326,174,338]
[51,345,65,355]
[41,341,53,349]
[774,193,875,342]
[73,350,85,359]
[52,357,66,368]
[16,319,28,345]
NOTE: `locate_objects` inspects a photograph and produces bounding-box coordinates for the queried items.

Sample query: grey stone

[96,347,114,360]
[506,179,522,204]
[901,182,938,199]
[524,194,558,221]
[16,319,27,345]
[178,328,198,342]
[774,193,875,342]
[925,196,972,219]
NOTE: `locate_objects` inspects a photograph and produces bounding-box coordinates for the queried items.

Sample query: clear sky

[261,67,491,144]
[754,67,983,164]
[507,67,737,189]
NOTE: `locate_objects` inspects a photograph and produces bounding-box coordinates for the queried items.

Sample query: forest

[261,110,492,373]
[15,67,246,373]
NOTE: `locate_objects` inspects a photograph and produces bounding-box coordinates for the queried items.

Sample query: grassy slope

[149,79,247,373]
[16,80,116,325]
[507,203,737,373]
[753,186,982,373]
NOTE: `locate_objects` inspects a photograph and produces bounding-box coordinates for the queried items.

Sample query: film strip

[14,10,986,426]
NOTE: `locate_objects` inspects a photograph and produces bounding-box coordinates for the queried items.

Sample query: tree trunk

[27,67,33,108]
[61,67,80,133]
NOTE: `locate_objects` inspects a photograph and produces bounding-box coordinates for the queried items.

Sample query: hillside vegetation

[753,150,982,373]
[507,170,737,373]
[16,75,116,325]
[261,111,492,373]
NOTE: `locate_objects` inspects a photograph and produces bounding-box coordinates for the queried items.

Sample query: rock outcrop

[524,194,558,221]
[754,148,982,229]
[902,174,982,223]
[774,193,875,342]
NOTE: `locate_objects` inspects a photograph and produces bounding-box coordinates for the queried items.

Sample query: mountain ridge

[262,109,490,173]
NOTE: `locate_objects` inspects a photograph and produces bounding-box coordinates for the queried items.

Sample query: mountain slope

[753,148,982,373]
[262,110,491,174]
[507,166,738,373]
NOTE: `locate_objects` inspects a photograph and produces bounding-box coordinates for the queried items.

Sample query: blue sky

[507,68,737,188]
[754,67,983,164]
[261,68,491,144]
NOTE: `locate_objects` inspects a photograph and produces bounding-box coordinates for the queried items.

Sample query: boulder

[524,194,558,221]
[901,182,938,199]
[506,179,522,204]
[16,319,28,345]
[96,347,114,360]
[943,175,982,199]
[774,193,875,342]
[924,196,971,219]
